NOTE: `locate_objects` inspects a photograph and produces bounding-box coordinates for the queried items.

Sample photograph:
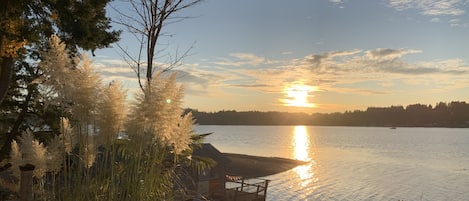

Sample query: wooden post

[234,187,238,200]
[240,178,244,192]
[256,185,260,198]
[262,180,269,201]
[19,164,35,201]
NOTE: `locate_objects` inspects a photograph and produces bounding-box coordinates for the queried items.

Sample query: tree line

[186,101,469,127]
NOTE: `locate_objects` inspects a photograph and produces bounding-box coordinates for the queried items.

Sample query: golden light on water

[293,126,311,161]
[292,126,315,187]
[281,84,317,108]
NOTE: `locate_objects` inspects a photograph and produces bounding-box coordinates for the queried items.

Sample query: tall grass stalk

[6,35,210,201]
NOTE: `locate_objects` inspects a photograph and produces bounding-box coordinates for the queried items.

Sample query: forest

[187,101,469,127]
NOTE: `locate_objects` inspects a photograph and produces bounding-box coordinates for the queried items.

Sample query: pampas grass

[96,81,126,148]
[6,34,209,201]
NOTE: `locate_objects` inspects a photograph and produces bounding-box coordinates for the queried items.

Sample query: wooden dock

[225,178,270,201]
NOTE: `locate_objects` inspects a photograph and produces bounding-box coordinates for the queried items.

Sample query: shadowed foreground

[223,153,307,178]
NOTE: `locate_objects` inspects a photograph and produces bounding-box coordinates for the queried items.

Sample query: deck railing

[225,177,270,201]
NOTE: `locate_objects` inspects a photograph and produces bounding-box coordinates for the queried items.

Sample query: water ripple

[196,126,469,200]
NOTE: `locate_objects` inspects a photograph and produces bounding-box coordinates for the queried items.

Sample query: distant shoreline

[186,101,469,128]
[199,124,469,128]
[223,153,308,178]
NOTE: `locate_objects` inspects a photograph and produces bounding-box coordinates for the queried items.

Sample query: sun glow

[282,84,316,108]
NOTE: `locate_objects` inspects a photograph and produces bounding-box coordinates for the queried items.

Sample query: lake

[194,126,469,201]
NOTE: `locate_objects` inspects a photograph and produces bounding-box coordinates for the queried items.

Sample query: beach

[223,153,307,178]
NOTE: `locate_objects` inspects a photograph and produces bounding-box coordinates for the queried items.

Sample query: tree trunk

[0,57,14,104]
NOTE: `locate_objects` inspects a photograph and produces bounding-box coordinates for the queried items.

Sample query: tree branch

[111,0,203,84]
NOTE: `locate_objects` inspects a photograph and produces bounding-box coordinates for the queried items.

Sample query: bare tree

[111,0,202,89]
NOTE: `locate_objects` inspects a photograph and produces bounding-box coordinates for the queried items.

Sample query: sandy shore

[223,153,307,178]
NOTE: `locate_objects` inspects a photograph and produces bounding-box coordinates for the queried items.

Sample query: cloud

[329,0,346,8]
[449,18,461,23]
[305,49,361,70]
[93,49,469,108]
[416,59,468,74]
[259,48,469,98]
[365,48,421,60]
[232,84,274,88]
[212,53,272,67]
[299,48,460,76]
[93,60,138,83]
[171,64,250,96]
[93,59,220,97]
[195,49,468,97]
[329,87,391,95]
[173,70,210,86]
[306,54,329,67]
[97,59,129,66]
[446,18,469,27]
[430,17,441,22]
[329,0,344,3]
[389,0,466,16]
[380,81,395,87]
[381,62,441,74]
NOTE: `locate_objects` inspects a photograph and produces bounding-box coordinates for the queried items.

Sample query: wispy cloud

[94,49,469,110]
[232,84,275,88]
[430,17,441,22]
[93,60,137,83]
[448,18,469,27]
[389,0,466,16]
[203,49,469,99]
[329,0,346,8]
[212,53,277,67]
[328,87,391,95]
[365,48,421,60]
[329,0,344,4]
[301,48,464,76]
[174,64,244,96]
[305,49,362,71]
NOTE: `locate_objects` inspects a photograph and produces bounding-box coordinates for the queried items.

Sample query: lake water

[194,126,469,201]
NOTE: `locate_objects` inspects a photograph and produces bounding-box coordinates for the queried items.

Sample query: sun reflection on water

[292,126,316,187]
[293,126,311,161]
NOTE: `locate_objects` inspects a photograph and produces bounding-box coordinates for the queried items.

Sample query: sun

[281,84,316,108]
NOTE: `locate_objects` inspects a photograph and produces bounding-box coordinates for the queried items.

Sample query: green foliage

[1,0,120,55]
[51,0,121,52]
[0,0,120,161]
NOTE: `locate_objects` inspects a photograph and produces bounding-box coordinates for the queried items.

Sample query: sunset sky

[93,0,469,113]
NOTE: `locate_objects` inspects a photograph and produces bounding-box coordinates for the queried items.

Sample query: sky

[92,0,469,113]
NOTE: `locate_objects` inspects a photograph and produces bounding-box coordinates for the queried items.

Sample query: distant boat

[390,127,397,129]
